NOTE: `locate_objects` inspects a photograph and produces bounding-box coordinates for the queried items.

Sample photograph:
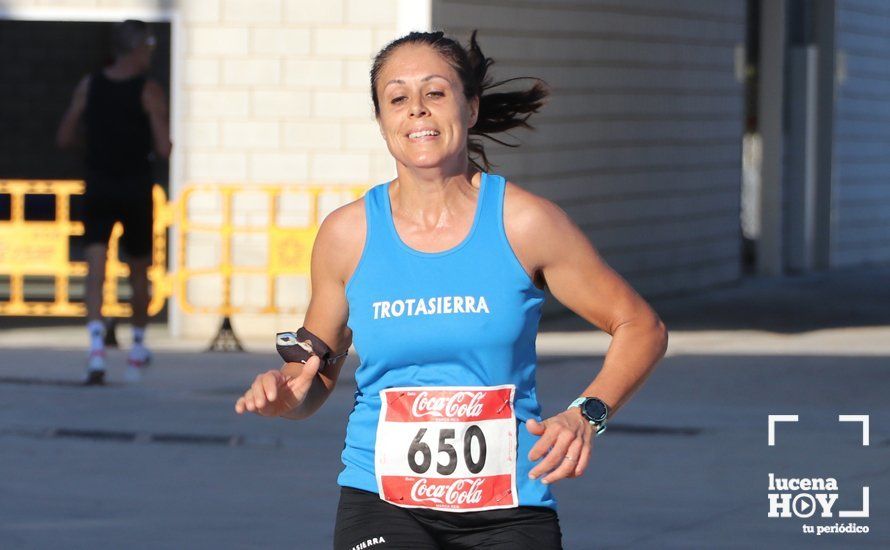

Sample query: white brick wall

[250,28,311,55]
[311,153,371,183]
[347,0,398,26]
[190,27,250,55]
[185,90,250,118]
[180,0,221,24]
[284,59,343,87]
[344,120,384,150]
[222,59,281,86]
[178,0,401,337]
[371,151,397,181]
[186,152,248,182]
[345,59,372,88]
[222,0,280,24]
[222,121,280,149]
[182,58,220,86]
[313,28,374,57]
[284,121,341,149]
[249,152,309,182]
[181,121,220,148]
[284,0,344,24]
[313,90,373,118]
[251,90,311,118]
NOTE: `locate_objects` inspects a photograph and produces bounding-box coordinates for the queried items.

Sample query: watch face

[582,398,608,423]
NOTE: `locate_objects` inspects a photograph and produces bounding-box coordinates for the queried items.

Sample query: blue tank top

[339,172,554,510]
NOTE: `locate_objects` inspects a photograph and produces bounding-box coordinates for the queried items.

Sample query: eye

[390,96,407,105]
[426,91,444,98]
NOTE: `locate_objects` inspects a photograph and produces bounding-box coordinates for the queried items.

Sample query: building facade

[0,0,887,337]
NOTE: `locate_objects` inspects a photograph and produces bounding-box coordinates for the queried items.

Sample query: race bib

[374,385,518,512]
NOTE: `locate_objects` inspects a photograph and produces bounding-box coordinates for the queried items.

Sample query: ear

[468,96,480,128]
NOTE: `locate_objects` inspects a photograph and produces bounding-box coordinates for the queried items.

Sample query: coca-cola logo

[410,478,485,505]
[411,391,485,419]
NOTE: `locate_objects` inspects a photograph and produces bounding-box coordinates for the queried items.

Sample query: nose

[408,96,428,118]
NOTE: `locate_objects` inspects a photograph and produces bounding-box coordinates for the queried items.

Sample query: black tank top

[84,70,153,177]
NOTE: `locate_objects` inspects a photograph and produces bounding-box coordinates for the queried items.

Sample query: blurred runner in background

[57,19,171,385]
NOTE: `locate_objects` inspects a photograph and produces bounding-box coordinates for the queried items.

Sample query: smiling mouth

[408,130,440,139]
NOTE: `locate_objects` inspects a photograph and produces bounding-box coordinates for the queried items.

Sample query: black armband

[276,327,347,366]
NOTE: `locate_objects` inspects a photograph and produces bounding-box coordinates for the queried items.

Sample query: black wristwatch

[567,397,610,435]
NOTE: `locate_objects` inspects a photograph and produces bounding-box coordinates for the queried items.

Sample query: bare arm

[546,220,668,412]
[235,199,366,420]
[56,75,90,149]
[278,203,362,419]
[505,182,668,483]
[141,79,172,159]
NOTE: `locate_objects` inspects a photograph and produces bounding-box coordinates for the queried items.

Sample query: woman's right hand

[234,355,322,417]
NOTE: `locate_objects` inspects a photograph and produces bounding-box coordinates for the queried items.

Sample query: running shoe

[125,345,152,383]
[84,349,106,386]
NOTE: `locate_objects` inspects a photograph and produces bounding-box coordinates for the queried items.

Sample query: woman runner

[235,31,668,550]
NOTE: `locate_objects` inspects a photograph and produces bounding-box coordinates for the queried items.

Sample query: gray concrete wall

[433,0,747,300]
[833,0,890,266]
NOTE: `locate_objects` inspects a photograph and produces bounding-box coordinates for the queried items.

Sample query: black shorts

[334,486,562,550]
[83,172,153,258]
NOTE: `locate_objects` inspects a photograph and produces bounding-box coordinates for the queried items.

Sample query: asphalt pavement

[1,264,888,549]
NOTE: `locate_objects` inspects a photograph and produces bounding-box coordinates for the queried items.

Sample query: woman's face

[375,44,478,172]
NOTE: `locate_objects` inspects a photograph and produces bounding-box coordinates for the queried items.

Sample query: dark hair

[112,19,153,57]
[370,30,548,172]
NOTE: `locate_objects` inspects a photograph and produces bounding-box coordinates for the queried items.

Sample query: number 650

[408,426,487,475]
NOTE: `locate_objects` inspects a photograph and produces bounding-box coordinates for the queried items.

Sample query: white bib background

[375,385,519,512]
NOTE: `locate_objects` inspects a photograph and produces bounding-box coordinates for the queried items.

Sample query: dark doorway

[0,19,171,256]
[0,19,170,184]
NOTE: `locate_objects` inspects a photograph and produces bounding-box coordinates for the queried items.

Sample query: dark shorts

[83,172,153,258]
[334,486,562,550]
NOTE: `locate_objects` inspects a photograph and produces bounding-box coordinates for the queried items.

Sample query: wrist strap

[276,327,347,365]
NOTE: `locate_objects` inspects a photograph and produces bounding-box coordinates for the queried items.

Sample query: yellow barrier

[176,184,366,350]
[176,184,366,316]
[0,180,170,317]
[0,180,366,349]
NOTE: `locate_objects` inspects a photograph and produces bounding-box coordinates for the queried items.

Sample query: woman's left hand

[526,409,594,484]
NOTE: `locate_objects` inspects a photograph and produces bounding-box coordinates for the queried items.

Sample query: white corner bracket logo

[767,414,871,536]
[767,414,798,446]
[838,415,869,446]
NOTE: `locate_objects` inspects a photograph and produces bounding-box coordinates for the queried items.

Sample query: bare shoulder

[76,74,91,92]
[71,74,91,101]
[312,196,367,284]
[503,181,573,231]
[503,181,585,278]
[141,79,167,107]
[142,79,165,95]
[65,74,92,113]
